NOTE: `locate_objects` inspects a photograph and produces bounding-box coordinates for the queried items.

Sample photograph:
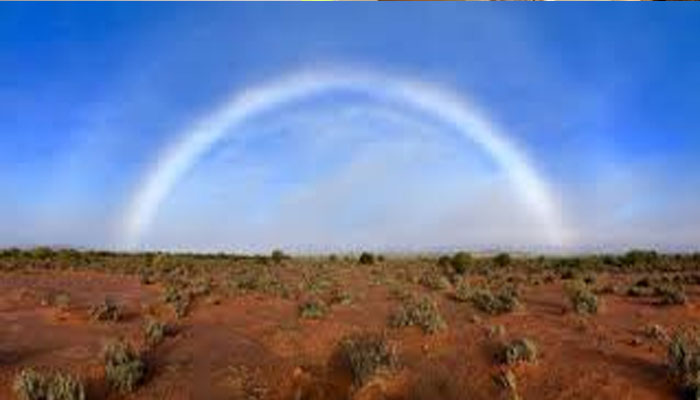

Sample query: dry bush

[470,287,519,315]
[13,369,85,400]
[390,296,446,334]
[143,318,170,347]
[668,329,700,399]
[299,298,328,319]
[336,332,397,387]
[90,297,121,322]
[103,339,146,394]
[566,281,600,314]
[499,338,538,365]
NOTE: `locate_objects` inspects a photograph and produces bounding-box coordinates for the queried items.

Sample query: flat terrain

[1,250,699,400]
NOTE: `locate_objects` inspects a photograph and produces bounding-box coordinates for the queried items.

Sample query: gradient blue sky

[1,3,699,252]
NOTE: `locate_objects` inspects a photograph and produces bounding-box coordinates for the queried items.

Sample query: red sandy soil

[1,268,698,400]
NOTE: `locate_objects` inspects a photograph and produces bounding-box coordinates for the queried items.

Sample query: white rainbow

[121,68,569,249]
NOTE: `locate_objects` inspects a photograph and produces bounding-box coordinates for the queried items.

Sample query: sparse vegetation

[337,332,397,386]
[3,248,700,399]
[103,339,146,394]
[13,369,85,400]
[390,295,446,334]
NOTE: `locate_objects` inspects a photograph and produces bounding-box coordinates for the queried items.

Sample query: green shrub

[567,282,599,314]
[299,298,328,319]
[13,369,85,400]
[90,297,121,322]
[500,338,538,365]
[337,332,397,386]
[450,252,472,274]
[390,296,446,334]
[470,287,519,315]
[494,253,511,268]
[358,252,375,265]
[270,249,286,264]
[668,329,700,398]
[103,339,146,394]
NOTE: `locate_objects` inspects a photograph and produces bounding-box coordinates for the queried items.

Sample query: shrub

[329,288,353,306]
[143,318,169,347]
[299,298,328,319]
[337,332,397,386]
[230,267,288,297]
[567,282,599,314]
[470,287,519,315]
[668,329,700,398]
[644,324,669,341]
[450,252,473,274]
[163,285,191,318]
[358,252,375,265]
[494,253,511,268]
[103,339,146,393]
[500,338,538,365]
[494,369,520,400]
[626,286,649,297]
[390,296,446,334]
[13,369,85,400]
[421,269,450,291]
[453,281,472,302]
[270,249,286,264]
[90,297,121,322]
[655,284,688,305]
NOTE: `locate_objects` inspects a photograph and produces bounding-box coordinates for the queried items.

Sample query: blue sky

[1,3,699,252]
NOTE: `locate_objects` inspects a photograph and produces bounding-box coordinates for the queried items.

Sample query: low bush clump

[13,369,85,400]
[90,297,121,322]
[337,332,397,386]
[103,339,146,394]
[390,296,446,334]
[655,284,688,305]
[470,287,519,315]
[567,282,600,314]
[500,338,538,365]
[163,285,191,318]
[270,249,287,264]
[453,281,472,302]
[668,329,700,398]
[299,298,328,319]
[421,269,450,291]
[450,252,473,275]
[358,252,375,265]
[493,253,511,268]
[143,318,169,347]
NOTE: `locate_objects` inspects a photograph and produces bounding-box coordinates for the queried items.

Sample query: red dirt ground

[1,268,698,400]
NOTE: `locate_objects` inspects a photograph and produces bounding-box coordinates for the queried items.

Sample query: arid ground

[1,249,700,400]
